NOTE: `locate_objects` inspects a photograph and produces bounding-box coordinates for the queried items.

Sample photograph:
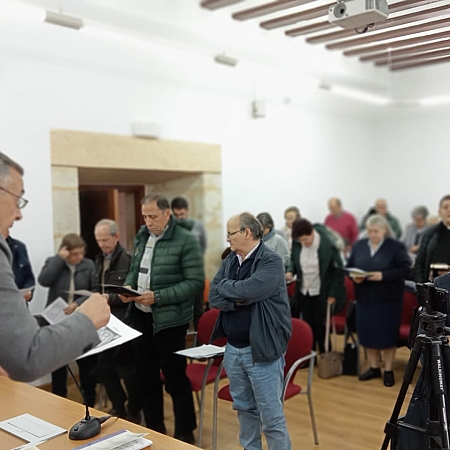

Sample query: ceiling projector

[328,0,388,29]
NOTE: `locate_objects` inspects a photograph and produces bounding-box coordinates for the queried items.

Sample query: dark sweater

[221,250,256,348]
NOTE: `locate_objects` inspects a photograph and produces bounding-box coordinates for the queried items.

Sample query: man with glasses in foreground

[209,212,292,450]
[0,151,110,381]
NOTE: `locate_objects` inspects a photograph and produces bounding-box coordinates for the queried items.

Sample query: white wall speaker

[131,121,161,139]
[251,101,266,118]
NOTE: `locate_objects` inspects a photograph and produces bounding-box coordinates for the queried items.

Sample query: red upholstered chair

[185,308,226,448]
[398,290,418,347]
[334,276,356,333]
[211,318,319,450]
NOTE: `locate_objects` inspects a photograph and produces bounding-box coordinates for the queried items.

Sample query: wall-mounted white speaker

[251,101,266,118]
[131,121,161,139]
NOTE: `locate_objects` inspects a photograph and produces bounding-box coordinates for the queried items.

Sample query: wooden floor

[61,337,419,450]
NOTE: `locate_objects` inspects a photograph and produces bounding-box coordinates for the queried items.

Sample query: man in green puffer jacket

[120,194,204,445]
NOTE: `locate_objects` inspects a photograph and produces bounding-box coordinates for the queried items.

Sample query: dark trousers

[193,292,205,330]
[130,307,196,436]
[52,355,98,406]
[97,341,141,414]
[296,293,327,354]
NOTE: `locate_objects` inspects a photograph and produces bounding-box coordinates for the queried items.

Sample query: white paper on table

[175,344,225,359]
[72,429,153,449]
[77,315,142,360]
[0,413,66,444]
[40,297,69,325]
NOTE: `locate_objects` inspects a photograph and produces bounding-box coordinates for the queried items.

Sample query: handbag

[318,303,343,379]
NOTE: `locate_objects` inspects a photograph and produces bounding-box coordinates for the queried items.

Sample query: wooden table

[0,377,197,449]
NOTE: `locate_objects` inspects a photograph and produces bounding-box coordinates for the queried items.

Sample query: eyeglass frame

[0,186,28,209]
[227,228,245,238]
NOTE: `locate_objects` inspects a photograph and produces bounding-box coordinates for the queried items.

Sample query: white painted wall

[2,1,450,317]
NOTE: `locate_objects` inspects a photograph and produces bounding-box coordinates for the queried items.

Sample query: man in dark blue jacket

[209,212,292,450]
[6,232,35,301]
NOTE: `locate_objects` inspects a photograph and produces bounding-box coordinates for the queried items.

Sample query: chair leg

[196,359,214,448]
[307,389,319,445]
[307,357,319,445]
[212,363,224,450]
[197,384,206,448]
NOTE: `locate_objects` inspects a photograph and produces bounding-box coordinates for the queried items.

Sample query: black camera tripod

[381,309,450,450]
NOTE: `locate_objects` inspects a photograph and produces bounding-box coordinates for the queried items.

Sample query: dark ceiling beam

[326,17,450,51]
[343,29,450,56]
[201,0,244,10]
[375,47,450,66]
[285,20,333,35]
[232,0,314,21]
[261,3,330,29]
[390,55,450,70]
[305,3,450,43]
[360,38,450,61]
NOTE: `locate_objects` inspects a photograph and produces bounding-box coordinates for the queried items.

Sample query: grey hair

[141,194,170,211]
[256,212,274,230]
[239,212,263,240]
[95,218,119,235]
[0,152,24,187]
[366,214,393,237]
[284,206,300,219]
[411,206,429,219]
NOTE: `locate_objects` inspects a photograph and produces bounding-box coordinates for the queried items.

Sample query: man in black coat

[94,219,141,423]
[415,194,450,283]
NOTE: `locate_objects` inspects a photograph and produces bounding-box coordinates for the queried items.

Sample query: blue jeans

[224,344,291,450]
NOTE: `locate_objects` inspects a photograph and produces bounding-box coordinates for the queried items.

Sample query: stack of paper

[175,344,225,359]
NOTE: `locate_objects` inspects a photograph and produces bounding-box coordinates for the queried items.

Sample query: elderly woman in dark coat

[347,214,411,387]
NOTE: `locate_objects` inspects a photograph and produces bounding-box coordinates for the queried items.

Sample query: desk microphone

[67,365,111,440]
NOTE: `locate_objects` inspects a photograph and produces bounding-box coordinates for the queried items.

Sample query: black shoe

[149,422,167,435]
[108,407,127,419]
[174,431,195,445]
[359,367,381,381]
[127,411,142,424]
[384,370,395,387]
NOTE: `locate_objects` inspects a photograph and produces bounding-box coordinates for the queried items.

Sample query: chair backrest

[285,318,313,380]
[287,281,296,298]
[196,308,226,347]
[401,290,418,325]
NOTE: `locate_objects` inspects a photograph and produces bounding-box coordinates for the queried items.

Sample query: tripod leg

[428,340,450,449]
[381,340,422,450]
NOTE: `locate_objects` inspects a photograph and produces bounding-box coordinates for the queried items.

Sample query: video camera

[416,282,450,315]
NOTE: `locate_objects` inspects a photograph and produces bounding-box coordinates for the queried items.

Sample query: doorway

[79,185,144,260]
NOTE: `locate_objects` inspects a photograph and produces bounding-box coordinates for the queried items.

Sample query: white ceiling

[3,0,450,105]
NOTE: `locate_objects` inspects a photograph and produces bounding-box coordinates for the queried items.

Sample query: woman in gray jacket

[38,233,97,406]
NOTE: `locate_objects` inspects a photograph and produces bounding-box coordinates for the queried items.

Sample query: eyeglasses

[0,186,28,209]
[227,228,244,238]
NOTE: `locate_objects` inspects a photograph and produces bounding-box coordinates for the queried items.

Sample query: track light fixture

[214,54,238,67]
[44,10,84,30]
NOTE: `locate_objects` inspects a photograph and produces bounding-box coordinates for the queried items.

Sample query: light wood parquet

[61,336,419,449]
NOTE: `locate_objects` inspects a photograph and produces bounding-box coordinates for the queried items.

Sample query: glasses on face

[0,186,28,209]
[227,228,244,238]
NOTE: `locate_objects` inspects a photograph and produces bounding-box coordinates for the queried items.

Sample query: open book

[102,284,141,297]
[346,267,374,279]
